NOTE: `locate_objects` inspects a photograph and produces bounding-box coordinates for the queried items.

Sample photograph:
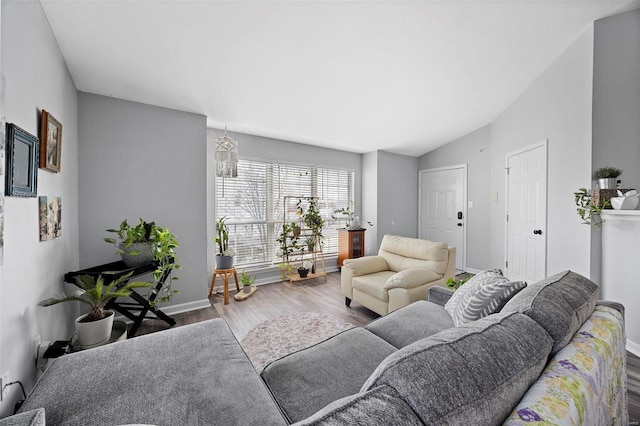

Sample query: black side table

[64,261,176,337]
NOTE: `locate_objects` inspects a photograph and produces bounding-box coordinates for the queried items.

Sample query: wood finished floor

[135,271,640,423]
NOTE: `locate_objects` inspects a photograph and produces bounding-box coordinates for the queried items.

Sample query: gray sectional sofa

[5,270,627,425]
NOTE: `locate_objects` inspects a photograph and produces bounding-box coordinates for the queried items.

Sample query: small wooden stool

[208,268,240,305]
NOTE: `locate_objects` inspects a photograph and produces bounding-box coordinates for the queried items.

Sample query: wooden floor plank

[135,271,640,421]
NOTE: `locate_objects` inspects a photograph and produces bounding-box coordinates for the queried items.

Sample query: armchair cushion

[353,271,396,301]
[342,256,388,277]
[384,268,441,290]
[379,235,449,275]
[444,269,527,327]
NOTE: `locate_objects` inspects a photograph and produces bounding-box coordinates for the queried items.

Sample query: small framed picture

[40,110,62,173]
[5,123,38,197]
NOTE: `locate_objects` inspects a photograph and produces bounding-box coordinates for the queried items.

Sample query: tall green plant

[39,273,151,321]
[215,216,233,255]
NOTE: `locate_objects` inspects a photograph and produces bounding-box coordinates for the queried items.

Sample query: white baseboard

[627,339,640,357]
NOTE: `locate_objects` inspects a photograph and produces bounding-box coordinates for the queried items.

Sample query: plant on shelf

[277,222,300,263]
[39,273,151,349]
[593,166,622,190]
[574,187,608,230]
[105,218,180,304]
[214,216,236,269]
[298,198,324,251]
[240,270,256,293]
[332,201,373,230]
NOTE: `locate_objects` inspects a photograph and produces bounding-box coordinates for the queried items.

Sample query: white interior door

[419,166,466,271]
[505,141,547,282]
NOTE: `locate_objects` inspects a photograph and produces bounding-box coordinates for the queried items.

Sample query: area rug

[241,312,355,372]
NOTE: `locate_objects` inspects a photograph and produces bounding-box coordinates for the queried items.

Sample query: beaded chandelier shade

[215,126,238,178]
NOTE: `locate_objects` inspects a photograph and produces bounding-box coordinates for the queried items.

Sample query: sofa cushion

[352,271,396,301]
[366,300,454,348]
[444,269,526,327]
[261,327,397,423]
[379,234,449,275]
[0,409,46,426]
[501,270,599,355]
[19,319,286,426]
[362,312,553,426]
[293,385,423,426]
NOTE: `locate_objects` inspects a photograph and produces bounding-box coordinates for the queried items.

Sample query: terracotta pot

[75,310,114,349]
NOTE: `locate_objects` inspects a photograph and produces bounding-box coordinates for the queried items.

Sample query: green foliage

[297,198,324,251]
[593,167,622,179]
[215,216,232,255]
[39,273,152,321]
[331,201,373,228]
[574,188,607,230]
[104,218,181,304]
[240,270,256,286]
[277,222,301,262]
[446,276,470,291]
[278,262,296,281]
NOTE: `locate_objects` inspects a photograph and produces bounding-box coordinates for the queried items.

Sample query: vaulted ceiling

[40,0,640,156]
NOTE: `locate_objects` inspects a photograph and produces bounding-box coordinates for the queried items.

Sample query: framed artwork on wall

[39,196,62,241]
[39,110,62,173]
[5,123,39,197]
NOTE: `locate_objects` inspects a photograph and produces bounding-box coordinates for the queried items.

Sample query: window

[215,159,354,268]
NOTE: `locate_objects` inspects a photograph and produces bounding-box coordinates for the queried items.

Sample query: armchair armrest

[343,256,389,277]
[427,286,454,306]
[384,268,441,290]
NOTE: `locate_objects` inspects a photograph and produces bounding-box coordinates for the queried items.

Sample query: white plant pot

[243,285,252,293]
[75,310,114,349]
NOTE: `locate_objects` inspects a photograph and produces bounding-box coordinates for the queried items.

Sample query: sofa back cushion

[501,270,598,356]
[379,234,449,275]
[444,269,527,326]
[361,312,553,426]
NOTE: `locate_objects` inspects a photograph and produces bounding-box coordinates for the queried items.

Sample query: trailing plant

[277,222,300,262]
[446,276,470,291]
[332,201,373,228]
[215,216,235,256]
[240,270,256,287]
[297,198,324,251]
[39,273,151,321]
[278,262,296,281]
[593,167,622,180]
[105,218,181,304]
[574,188,607,230]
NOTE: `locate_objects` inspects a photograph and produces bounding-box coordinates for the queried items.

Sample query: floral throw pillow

[444,269,527,327]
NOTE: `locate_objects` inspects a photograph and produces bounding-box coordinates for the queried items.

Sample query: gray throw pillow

[444,269,526,326]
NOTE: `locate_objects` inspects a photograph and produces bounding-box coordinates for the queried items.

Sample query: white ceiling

[40,0,640,157]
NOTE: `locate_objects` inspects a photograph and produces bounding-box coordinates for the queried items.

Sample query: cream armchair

[341,234,456,316]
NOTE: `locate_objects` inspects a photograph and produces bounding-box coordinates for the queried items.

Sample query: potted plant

[39,273,151,349]
[332,201,373,230]
[574,187,608,230]
[299,198,324,251]
[240,270,256,293]
[215,216,235,269]
[104,219,155,267]
[446,276,471,291]
[593,166,622,190]
[105,218,180,304]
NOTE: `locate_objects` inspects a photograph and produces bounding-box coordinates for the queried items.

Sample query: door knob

[457,223,463,227]
[533,229,542,235]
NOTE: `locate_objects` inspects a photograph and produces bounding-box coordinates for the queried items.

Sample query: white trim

[504,139,548,280]
[600,210,640,221]
[627,339,640,357]
[418,164,468,272]
[464,267,483,275]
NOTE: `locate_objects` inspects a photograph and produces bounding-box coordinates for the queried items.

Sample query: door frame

[418,164,468,272]
[504,139,548,279]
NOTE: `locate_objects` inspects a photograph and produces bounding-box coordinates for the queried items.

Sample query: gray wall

[376,151,419,247]
[206,128,363,282]
[593,9,640,190]
[0,1,79,416]
[419,27,595,278]
[78,93,208,311]
[418,125,492,270]
[362,151,378,255]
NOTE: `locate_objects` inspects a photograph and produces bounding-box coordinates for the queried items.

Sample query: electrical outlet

[35,335,42,360]
[1,371,9,401]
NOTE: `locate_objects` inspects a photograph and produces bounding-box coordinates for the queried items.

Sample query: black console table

[64,261,176,338]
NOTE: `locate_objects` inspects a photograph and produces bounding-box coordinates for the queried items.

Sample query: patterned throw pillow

[444,270,527,327]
